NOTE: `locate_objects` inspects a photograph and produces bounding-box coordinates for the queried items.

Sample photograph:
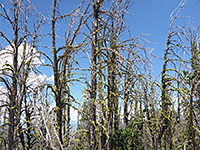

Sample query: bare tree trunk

[98,47,105,150]
[189,84,196,150]
[89,0,101,149]
[158,2,185,147]
[107,69,113,150]
[63,53,71,146]
[52,0,63,146]
[8,1,19,149]
[124,74,129,128]
[107,52,116,150]
[157,33,170,150]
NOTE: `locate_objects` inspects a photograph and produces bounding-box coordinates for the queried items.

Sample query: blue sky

[1,0,200,101]
[130,0,200,76]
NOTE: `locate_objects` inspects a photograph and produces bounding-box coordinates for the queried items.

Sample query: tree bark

[52,0,63,146]
[88,0,100,149]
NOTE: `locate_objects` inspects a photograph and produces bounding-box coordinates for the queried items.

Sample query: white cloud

[0,43,43,71]
[46,75,54,82]
[0,43,50,91]
[70,107,79,122]
[27,73,47,88]
[0,86,8,99]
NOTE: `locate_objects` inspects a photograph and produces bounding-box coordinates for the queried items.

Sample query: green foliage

[111,119,144,150]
